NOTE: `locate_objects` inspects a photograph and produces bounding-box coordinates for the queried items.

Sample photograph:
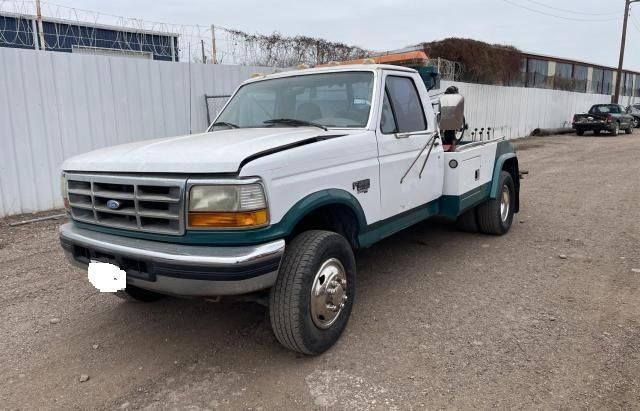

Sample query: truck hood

[62,128,352,174]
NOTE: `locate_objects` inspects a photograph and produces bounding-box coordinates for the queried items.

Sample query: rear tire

[456,208,479,232]
[116,285,165,303]
[576,130,584,136]
[477,171,515,235]
[269,230,356,355]
[625,123,633,134]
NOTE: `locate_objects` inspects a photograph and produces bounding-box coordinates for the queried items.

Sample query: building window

[508,58,527,87]
[572,65,588,93]
[622,72,634,96]
[602,70,614,95]
[554,62,573,91]
[527,59,551,89]
[591,68,604,94]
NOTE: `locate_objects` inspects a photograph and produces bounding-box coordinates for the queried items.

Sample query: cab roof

[243,64,418,85]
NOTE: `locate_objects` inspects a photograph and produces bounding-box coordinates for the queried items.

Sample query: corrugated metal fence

[1,48,639,217]
[440,80,639,140]
[0,47,272,217]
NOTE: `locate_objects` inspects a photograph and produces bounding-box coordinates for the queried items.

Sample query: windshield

[212,71,375,129]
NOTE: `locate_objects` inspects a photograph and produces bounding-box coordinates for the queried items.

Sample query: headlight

[188,183,268,229]
[61,173,70,211]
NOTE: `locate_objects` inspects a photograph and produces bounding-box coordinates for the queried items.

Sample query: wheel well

[289,204,360,249]
[502,157,520,213]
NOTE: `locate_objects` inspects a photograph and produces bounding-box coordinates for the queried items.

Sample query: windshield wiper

[210,121,239,130]
[264,118,328,131]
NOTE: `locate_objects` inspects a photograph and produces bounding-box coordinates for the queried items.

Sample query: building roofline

[0,11,179,38]
[522,51,639,75]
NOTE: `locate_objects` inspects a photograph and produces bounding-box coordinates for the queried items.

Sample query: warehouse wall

[0,47,273,217]
[439,80,639,140]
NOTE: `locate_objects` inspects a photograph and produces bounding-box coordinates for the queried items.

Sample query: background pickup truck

[573,104,635,136]
[59,64,520,355]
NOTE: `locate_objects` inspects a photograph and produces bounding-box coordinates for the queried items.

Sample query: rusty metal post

[35,0,45,50]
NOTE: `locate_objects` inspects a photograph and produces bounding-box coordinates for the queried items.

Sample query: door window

[385,76,427,133]
[380,91,397,134]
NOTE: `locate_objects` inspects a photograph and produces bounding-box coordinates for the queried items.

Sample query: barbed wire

[0,0,373,65]
[426,58,464,81]
[0,0,468,85]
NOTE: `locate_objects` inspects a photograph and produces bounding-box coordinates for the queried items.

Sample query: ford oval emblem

[106,199,121,210]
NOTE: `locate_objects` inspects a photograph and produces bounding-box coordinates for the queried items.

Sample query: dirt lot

[1,134,639,409]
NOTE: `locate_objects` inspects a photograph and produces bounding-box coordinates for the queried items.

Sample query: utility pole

[211,24,218,64]
[35,0,45,50]
[613,0,640,103]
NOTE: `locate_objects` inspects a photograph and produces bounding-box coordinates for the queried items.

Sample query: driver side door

[375,72,444,220]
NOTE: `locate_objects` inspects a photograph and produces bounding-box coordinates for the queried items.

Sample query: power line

[521,0,621,17]
[502,0,620,22]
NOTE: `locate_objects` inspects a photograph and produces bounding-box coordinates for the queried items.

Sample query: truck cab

[59,64,520,355]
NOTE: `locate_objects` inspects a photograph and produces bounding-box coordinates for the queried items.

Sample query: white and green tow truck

[59,64,521,355]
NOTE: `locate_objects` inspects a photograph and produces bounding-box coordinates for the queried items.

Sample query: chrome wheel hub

[500,185,510,223]
[310,258,347,329]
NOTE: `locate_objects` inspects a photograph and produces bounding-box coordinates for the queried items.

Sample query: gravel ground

[1,134,639,410]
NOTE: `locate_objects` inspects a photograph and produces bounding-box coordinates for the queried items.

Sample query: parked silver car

[628,104,640,128]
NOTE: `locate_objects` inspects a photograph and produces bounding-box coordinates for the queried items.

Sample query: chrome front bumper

[59,223,285,297]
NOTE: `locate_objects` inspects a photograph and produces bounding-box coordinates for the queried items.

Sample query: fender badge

[352,179,370,194]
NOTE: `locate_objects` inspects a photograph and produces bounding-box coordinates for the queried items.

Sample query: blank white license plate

[88,261,126,293]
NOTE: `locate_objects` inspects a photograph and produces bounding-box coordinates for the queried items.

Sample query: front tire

[477,171,515,235]
[269,230,356,355]
[576,129,584,136]
[611,122,619,136]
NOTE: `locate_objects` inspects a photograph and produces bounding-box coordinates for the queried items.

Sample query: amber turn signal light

[188,209,269,228]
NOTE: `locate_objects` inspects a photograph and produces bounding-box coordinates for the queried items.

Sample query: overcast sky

[51,0,640,71]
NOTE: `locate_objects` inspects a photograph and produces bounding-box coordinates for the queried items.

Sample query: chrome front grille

[65,174,186,235]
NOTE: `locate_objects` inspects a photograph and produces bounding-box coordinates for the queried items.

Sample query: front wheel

[576,129,584,136]
[269,230,356,355]
[634,118,640,129]
[625,122,634,134]
[611,122,619,136]
[477,171,515,235]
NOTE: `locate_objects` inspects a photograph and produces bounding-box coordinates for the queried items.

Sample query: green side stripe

[439,182,491,219]
[358,201,440,248]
